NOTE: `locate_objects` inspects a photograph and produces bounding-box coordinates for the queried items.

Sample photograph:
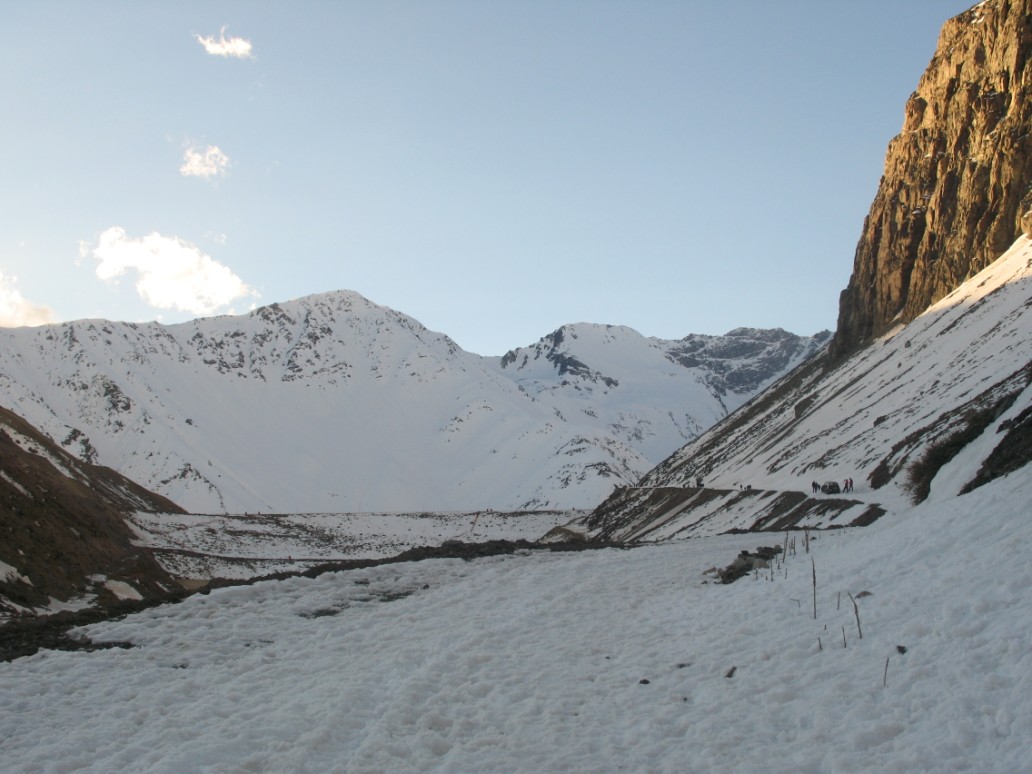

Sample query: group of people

[810,478,855,494]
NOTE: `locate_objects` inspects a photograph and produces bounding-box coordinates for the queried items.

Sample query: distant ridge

[0,290,826,513]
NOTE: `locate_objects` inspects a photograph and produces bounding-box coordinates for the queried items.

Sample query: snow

[0,470,30,497]
[42,594,96,614]
[2,471,1031,772]
[2,237,1031,769]
[0,560,31,586]
[0,423,81,482]
[102,580,143,601]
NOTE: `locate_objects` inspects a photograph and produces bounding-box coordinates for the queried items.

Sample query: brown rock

[830,0,1032,359]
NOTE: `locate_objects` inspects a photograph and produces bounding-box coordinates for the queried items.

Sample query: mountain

[831,0,1032,359]
[0,403,184,622]
[0,293,827,513]
[585,0,1032,542]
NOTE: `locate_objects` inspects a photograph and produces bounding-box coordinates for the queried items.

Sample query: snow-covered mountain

[585,232,1032,540]
[0,291,827,513]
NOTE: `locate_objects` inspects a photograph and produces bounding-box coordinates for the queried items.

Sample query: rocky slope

[0,292,827,513]
[583,230,1032,541]
[831,0,1032,358]
[0,405,184,622]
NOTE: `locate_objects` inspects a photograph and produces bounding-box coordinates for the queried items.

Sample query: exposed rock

[717,546,782,584]
[831,0,1032,359]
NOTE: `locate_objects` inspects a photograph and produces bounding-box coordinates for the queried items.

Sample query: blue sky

[1,1,974,355]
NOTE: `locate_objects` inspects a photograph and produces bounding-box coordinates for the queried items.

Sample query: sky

[0,1,976,356]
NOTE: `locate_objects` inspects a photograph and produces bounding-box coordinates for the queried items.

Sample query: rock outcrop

[831,0,1032,359]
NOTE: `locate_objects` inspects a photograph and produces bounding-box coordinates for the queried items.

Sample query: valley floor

[2,472,1031,772]
[127,509,579,580]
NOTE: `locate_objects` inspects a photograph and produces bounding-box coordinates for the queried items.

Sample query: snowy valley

[3,0,1032,770]
[2,461,1030,771]
[2,234,1030,771]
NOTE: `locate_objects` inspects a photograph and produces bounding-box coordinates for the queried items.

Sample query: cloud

[195,27,254,59]
[87,227,259,316]
[181,145,230,180]
[0,271,56,327]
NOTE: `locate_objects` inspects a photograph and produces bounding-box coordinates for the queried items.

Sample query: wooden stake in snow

[847,592,863,639]
[811,557,817,620]
[883,656,890,687]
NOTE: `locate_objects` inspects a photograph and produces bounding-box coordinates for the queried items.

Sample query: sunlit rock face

[831,0,1032,359]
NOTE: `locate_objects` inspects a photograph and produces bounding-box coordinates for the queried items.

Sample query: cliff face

[831,0,1032,359]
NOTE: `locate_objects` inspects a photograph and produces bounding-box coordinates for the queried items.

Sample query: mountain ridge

[0,289,827,513]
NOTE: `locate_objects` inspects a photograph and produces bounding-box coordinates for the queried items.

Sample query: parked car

[820,481,841,494]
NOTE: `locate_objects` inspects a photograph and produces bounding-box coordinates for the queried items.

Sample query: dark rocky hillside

[0,405,185,621]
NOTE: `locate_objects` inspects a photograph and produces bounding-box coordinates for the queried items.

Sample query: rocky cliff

[831,0,1032,358]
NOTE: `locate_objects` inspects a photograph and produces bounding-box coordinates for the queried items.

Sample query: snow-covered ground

[2,470,1029,772]
[127,509,579,579]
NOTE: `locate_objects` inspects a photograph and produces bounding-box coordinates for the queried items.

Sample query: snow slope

[0,290,826,513]
[1,469,1029,772]
[586,234,1032,539]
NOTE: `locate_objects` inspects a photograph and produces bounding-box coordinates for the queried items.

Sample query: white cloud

[0,271,56,327]
[195,27,254,59]
[181,145,230,180]
[87,227,259,317]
